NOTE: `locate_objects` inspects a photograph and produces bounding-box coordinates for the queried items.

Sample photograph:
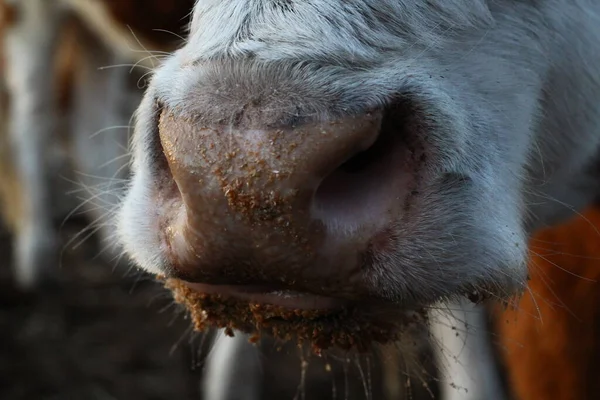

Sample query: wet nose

[157,107,385,282]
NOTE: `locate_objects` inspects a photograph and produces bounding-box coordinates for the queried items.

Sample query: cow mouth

[165,277,426,354]
[183,282,349,310]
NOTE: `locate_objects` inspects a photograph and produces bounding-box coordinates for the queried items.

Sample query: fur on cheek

[163,277,428,355]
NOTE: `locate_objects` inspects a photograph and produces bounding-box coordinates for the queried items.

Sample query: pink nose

[156,106,411,290]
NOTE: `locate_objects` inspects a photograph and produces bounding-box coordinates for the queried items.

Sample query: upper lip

[184,282,349,311]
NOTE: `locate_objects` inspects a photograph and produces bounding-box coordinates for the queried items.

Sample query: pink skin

[184,283,348,311]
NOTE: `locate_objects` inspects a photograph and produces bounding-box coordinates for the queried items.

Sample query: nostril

[313,105,414,231]
[337,119,396,174]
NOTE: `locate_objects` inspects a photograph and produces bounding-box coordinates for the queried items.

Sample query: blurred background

[0,1,599,400]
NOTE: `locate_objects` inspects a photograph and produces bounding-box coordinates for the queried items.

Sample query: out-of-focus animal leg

[2,0,64,290]
[429,300,507,400]
[203,330,262,400]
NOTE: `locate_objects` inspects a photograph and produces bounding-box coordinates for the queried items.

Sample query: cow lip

[183,282,349,311]
[167,278,423,352]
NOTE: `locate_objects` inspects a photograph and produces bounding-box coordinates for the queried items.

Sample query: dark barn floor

[0,219,438,400]
[0,221,207,400]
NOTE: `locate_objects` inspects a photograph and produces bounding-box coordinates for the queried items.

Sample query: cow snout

[155,105,416,297]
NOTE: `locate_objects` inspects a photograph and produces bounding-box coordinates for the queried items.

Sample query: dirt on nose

[164,278,427,354]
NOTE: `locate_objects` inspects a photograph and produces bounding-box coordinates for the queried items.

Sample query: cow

[112,0,600,399]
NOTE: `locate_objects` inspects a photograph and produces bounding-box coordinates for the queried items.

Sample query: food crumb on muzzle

[163,277,424,354]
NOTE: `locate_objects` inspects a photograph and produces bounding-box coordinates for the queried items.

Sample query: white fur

[116,91,171,276]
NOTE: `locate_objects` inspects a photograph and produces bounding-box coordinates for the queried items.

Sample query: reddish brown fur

[0,2,17,34]
[0,2,16,230]
[494,206,600,399]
